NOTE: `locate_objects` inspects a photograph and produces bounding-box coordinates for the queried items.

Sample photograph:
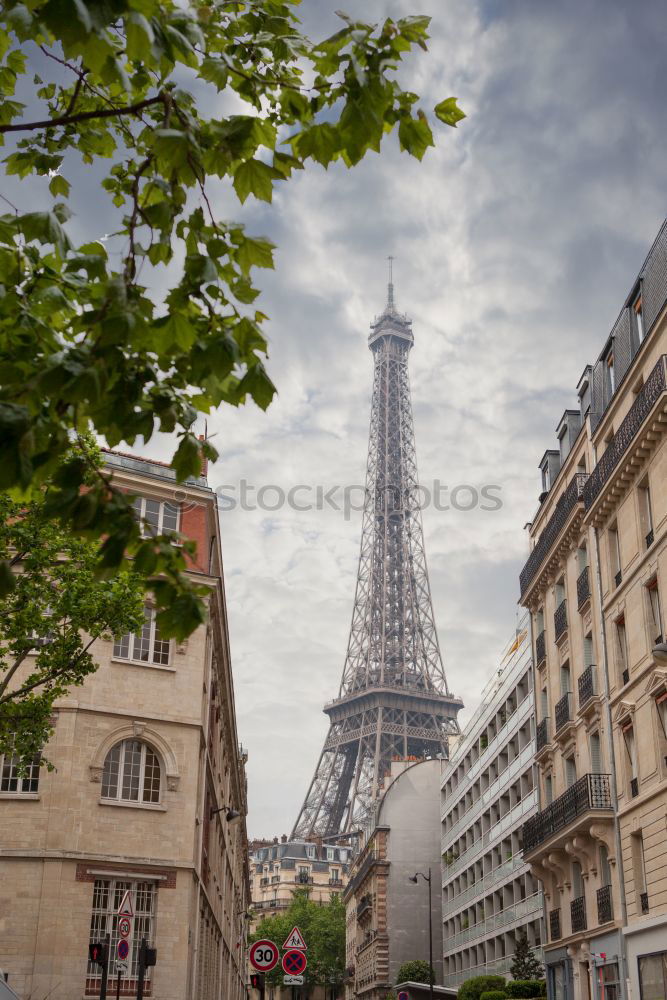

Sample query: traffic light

[89,942,108,968]
[139,940,157,969]
[250,972,265,991]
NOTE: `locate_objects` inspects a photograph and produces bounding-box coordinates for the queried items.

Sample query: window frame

[87,879,156,984]
[132,495,180,539]
[0,751,40,795]
[646,579,663,645]
[113,605,171,667]
[639,951,667,1000]
[101,738,162,806]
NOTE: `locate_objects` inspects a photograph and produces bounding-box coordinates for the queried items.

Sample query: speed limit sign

[249,939,279,972]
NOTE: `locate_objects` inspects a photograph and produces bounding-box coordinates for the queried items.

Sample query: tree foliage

[250,889,345,989]
[0,0,464,637]
[396,959,434,985]
[0,448,145,762]
[458,976,509,1000]
[509,934,544,982]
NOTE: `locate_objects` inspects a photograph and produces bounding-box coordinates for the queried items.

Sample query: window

[606,351,616,396]
[646,579,663,645]
[615,616,628,684]
[600,846,612,888]
[101,739,161,804]
[87,880,155,983]
[572,860,584,899]
[639,952,667,1000]
[583,632,594,668]
[656,691,667,740]
[327,847,335,861]
[544,774,553,805]
[622,722,638,795]
[597,961,620,1000]
[133,496,179,537]
[631,832,648,913]
[0,752,40,793]
[560,661,571,696]
[609,525,621,586]
[632,292,644,344]
[339,850,347,862]
[565,756,577,788]
[330,868,339,882]
[590,731,602,774]
[306,845,316,859]
[638,479,654,548]
[577,545,588,573]
[114,606,170,666]
[555,578,565,607]
[540,687,548,720]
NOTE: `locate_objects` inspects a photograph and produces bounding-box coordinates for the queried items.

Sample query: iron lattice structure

[292,282,463,839]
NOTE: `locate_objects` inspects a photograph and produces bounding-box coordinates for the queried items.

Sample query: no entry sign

[249,939,279,972]
[282,949,307,976]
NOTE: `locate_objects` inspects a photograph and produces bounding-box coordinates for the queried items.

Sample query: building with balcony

[440,618,544,989]
[344,758,443,1000]
[519,219,667,1000]
[0,449,251,1000]
[249,835,349,926]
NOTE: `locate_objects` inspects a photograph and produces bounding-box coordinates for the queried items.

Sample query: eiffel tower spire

[292,281,463,839]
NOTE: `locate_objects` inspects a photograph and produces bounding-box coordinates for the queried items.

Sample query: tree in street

[396,959,435,985]
[0,0,465,638]
[509,933,544,981]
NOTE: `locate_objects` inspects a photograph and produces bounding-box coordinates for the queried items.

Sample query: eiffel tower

[292,271,463,838]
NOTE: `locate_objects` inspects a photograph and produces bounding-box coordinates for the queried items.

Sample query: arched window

[101,739,161,804]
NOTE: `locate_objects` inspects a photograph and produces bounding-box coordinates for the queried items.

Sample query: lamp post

[409,868,433,1000]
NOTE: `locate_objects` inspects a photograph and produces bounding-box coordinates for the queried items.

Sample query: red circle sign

[282,949,307,976]
[118,917,131,939]
[250,940,279,972]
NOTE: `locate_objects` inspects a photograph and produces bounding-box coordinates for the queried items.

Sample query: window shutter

[641,220,667,333]
[612,308,633,384]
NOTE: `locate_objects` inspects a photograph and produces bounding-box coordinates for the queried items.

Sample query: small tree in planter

[510,933,544,981]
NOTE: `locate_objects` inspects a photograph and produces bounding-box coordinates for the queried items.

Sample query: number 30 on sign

[249,940,279,972]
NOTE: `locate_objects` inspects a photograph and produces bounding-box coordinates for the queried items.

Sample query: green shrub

[458,976,508,1000]
[540,982,547,998]
[506,981,544,998]
[396,960,434,986]
[480,991,508,1000]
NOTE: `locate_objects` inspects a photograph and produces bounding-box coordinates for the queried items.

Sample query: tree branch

[0,95,167,134]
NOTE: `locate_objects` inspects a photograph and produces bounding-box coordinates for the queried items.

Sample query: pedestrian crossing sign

[282,926,307,951]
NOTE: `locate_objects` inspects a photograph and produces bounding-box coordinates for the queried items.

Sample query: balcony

[356,893,372,920]
[535,630,546,665]
[329,878,344,887]
[554,600,568,641]
[578,664,596,709]
[549,908,561,941]
[295,874,313,885]
[536,718,549,753]
[584,355,667,511]
[443,892,543,951]
[555,691,573,733]
[640,891,649,914]
[522,773,612,854]
[597,884,613,924]
[520,473,588,598]
[577,566,590,609]
[571,895,587,933]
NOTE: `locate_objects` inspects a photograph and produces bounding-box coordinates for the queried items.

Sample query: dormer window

[606,351,616,396]
[633,292,644,343]
[133,496,179,537]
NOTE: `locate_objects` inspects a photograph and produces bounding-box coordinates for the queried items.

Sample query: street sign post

[282,950,307,977]
[249,940,279,973]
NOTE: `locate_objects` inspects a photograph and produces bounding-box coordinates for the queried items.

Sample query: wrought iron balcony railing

[597,884,613,924]
[640,891,649,914]
[520,474,588,597]
[571,895,587,933]
[549,908,561,941]
[522,773,612,853]
[535,629,546,665]
[578,664,596,709]
[536,718,549,752]
[554,600,568,640]
[577,566,590,609]
[584,355,667,510]
[555,691,573,732]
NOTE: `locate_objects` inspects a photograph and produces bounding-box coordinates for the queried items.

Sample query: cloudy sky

[8,0,666,837]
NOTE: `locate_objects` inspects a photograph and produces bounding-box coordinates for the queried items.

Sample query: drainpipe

[527,610,550,992]
[592,526,630,998]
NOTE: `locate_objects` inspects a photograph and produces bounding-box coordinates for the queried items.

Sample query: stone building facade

[0,449,251,1000]
[519,220,667,1000]
[440,616,544,988]
[344,758,443,1000]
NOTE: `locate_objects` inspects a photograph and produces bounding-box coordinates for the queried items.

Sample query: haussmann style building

[519,219,667,1000]
[0,449,251,1000]
[440,614,545,989]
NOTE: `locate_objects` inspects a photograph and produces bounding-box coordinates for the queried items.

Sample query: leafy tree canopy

[396,959,435,985]
[0,442,145,762]
[250,889,345,988]
[0,0,464,638]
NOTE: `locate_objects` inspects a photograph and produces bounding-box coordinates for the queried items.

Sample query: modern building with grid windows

[440,617,544,988]
[0,449,251,1000]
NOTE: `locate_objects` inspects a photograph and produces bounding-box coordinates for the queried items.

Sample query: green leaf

[171,433,202,481]
[236,235,275,276]
[232,158,280,204]
[291,123,340,167]
[0,559,16,596]
[200,57,229,91]
[126,12,154,62]
[238,362,276,410]
[49,174,71,198]
[156,312,197,351]
[18,210,71,256]
[434,97,466,128]
[398,114,434,160]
